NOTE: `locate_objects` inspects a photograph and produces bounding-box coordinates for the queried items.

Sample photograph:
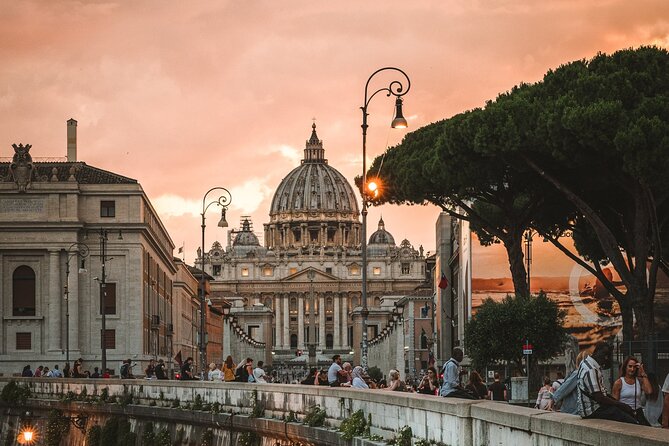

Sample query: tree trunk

[503,232,529,297]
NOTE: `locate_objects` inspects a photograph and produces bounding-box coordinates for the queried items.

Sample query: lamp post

[97,229,122,374]
[307,269,316,364]
[64,242,89,365]
[199,187,232,378]
[360,67,410,370]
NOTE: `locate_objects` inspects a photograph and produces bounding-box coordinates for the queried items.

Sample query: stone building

[199,124,427,366]
[0,120,177,376]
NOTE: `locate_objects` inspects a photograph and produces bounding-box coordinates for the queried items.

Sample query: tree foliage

[370,46,669,343]
[464,293,567,372]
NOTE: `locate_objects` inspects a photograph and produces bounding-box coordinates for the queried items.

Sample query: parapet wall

[1,378,666,446]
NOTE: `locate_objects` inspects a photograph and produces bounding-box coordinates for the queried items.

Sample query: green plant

[171,397,180,408]
[100,388,110,402]
[250,390,265,418]
[159,391,164,400]
[415,440,447,446]
[211,402,222,413]
[339,409,367,440]
[86,425,102,446]
[285,410,297,422]
[119,389,134,406]
[62,390,77,402]
[142,422,156,445]
[303,405,326,427]
[192,394,204,410]
[387,426,412,446]
[0,381,30,404]
[238,431,260,446]
[201,429,214,446]
[45,409,70,446]
[149,400,157,406]
[155,428,170,443]
[368,366,383,383]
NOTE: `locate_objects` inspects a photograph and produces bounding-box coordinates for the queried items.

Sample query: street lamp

[88,228,122,373]
[64,242,89,365]
[360,67,411,370]
[199,187,231,378]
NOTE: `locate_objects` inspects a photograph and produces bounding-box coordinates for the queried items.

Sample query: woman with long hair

[222,355,236,382]
[417,367,439,395]
[642,372,663,427]
[612,356,653,425]
[465,371,488,399]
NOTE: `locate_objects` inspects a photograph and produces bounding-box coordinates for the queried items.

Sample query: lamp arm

[363,67,411,108]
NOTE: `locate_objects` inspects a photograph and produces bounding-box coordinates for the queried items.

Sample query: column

[297,294,305,349]
[333,294,340,349]
[274,295,282,349]
[48,250,61,351]
[341,294,349,348]
[68,257,80,353]
[319,294,326,350]
[283,294,290,348]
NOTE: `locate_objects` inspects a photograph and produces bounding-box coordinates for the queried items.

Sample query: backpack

[120,363,129,378]
[235,365,249,382]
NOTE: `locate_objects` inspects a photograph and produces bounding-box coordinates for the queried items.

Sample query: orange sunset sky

[2,1,668,263]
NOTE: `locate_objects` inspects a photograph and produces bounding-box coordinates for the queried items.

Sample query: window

[16,332,31,350]
[101,283,116,315]
[263,267,273,277]
[213,265,221,276]
[401,263,410,275]
[325,267,332,274]
[326,333,333,349]
[372,266,381,276]
[249,325,259,339]
[103,329,116,349]
[349,265,360,276]
[241,267,249,277]
[290,334,298,349]
[100,200,116,217]
[13,266,36,316]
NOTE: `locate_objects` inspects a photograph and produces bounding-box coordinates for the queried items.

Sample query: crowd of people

[16,342,669,428]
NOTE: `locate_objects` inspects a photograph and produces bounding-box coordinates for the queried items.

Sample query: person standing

[488,373,507,401]
[440,348,475,399]
[208,362,223,381]
[91,367,101,378]
[34,365,43,377]
[154,359,168,380]
[180,357,195,380]
[535,377,554,410]
[21,365,33,377]
[72,358,84,378]
[145,359,156,379]
[577,342,637,424]
[63,363,71,378]
[222,356,236,382]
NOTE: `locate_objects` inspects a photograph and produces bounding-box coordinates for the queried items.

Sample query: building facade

[0,120,178,376]
[199,125,428,366]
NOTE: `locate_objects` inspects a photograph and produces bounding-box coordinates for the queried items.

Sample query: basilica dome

[264,124,362,250]
[269,124,359,218]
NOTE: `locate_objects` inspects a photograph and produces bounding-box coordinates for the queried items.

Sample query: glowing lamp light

[18,427,36,445]
[366,180,380,199]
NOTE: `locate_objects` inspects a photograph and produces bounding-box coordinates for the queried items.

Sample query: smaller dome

[233,219,260,246]
[368,217,395,246]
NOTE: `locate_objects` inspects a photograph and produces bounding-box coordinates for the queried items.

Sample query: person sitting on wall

[576,342,637,424]
[440,348,475,399]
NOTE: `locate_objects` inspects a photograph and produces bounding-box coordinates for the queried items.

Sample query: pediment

[281,266,339,282]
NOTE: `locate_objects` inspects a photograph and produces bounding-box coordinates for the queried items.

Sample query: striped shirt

[577,355,606,417]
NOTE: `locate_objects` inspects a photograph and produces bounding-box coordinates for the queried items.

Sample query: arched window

[326,333,333,349]
[420,332,428,350]
[290,297,297,314]
[13,266,36,316]
[264,298,273,309]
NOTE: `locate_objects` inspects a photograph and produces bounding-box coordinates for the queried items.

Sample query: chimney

[67,118,77,161]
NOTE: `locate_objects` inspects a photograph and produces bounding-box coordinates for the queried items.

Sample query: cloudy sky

[1,1,667,269]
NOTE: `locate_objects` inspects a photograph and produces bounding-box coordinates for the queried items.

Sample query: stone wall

[0,378,666,446]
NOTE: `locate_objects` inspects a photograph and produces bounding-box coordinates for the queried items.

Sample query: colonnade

[273,292,351,351]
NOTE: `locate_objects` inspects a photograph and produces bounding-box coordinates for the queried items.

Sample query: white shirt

[352,377,369,389]
[328,362,342,384]
[208,369,222,381]
[253,367,267,383]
